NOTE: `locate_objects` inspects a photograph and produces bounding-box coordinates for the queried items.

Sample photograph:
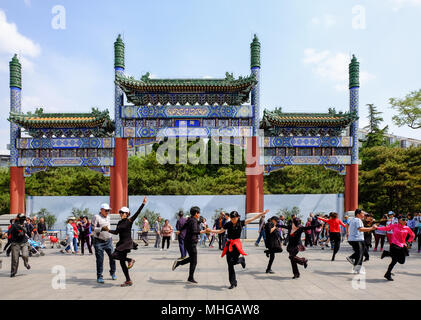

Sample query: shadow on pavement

[66,276,115,288]
[148,277,224,291]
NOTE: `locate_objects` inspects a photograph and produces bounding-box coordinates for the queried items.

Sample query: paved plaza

[1,241,420,300]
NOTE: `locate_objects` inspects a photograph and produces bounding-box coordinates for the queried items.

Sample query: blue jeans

[178,237,186,258]
[93,238,116,279]
[66,237,78,252]
[200,233,207,246]
[256,229,266,244]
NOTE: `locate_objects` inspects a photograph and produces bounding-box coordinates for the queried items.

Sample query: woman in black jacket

[264,216,283,274]
[102,196,147,287]
[280,217,318,279]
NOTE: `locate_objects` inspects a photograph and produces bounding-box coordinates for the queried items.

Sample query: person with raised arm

[279,217,318,279]
[101,196,147,287]
[209,209,269,289]
[374,214,415,281]
[317,212,346,261]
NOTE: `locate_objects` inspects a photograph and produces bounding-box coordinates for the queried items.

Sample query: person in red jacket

[318,212,346,261]
[209,209,269,289]
[374,215,415,281]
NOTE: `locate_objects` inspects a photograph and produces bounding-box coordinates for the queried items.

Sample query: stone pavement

[0,241,420,300]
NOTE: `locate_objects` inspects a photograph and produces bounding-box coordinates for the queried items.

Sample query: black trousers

[112,249,132,282]
[383,244,408,276]
[80,236,92,254]
[226,245,244,286]
[330,232,341,260]
[349,241,365,266]
[363,233,372,259]
[287,246,306,276]
[178,243,198,280]
[162,236,171,249]
[218,234,224,250]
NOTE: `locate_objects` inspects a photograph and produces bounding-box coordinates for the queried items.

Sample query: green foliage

[360,146,421,218]
[363,104,389,148]
[276,206,301,222]
[390,89,421,129]
[135,209,160,230]
[71,208,93,220]
[32,208,57,230]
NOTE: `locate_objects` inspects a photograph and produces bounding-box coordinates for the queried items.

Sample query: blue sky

[0,0,420,150]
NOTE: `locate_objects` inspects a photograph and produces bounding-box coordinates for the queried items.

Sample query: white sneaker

[160,248,163,251]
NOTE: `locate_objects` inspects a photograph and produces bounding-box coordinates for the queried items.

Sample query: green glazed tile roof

[115,72,256,91]
[261,109,358,128]
[9,109,111,129]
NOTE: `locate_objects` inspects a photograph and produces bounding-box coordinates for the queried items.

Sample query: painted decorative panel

[18,157,115,167]
[264,155,351,166]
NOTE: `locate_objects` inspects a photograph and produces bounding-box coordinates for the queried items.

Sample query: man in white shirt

[91,203,116,283]
[346,209,375,273]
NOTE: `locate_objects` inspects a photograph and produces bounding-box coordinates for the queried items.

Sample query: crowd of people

[1,202,420,287]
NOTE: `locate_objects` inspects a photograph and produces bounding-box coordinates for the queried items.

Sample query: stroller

[28,239,46,257]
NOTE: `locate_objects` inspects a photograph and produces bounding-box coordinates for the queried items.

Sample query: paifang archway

[8,35,359,215]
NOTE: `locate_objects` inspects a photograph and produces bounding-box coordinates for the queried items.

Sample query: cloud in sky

[311,14,337,28]
[303,48,375,91]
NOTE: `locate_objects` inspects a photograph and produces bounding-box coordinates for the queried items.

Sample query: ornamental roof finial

[349,54,359,89]
[10,54,22,89]
[114,34,125,69]
[250,34,261,69]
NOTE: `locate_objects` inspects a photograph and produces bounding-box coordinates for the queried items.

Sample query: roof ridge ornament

[114,34,125,69]
[10,54,22,89]
[349,54,359,89]
[250,34,261,69]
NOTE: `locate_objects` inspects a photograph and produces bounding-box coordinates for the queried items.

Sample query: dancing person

[102,197,147,287]
[363,213,375,261]
[255,214,267,247]
[386,211,397,248]
[304,217,313,247]
[140,216,150,246]
[154,216,162,249]
[313,215,322,246]
[10,214,31,277]
[162,219,173,250]
[279,217,318,279]
[374,215,415,281]
[172,207,209,284]
[317,212,346,261]
[79,216,92,255]
[199,217,208,247]
[346,209,376,273]
[92,203,117,283]
[406,214,416,249]
[175,211,187,258]
[264,216,283,274]
[214,212,226,250]
[209,209,269,289]
[374,214,388,252]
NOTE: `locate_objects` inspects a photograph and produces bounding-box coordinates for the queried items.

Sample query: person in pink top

[374,215,415,281]
[317,212,346,261]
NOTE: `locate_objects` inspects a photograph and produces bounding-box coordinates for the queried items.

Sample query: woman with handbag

[280,217,318,279]
[264,216,283,274]
[101,196,147,287]
[374,215,415,281]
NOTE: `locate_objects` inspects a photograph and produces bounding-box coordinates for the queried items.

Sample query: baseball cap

[100,203,111,210]
[388,211,394,215]
[119,206,130,213]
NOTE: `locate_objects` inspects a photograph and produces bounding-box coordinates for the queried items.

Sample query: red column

[10,167,25,214]
[111,138,128,214]
[345,164,358,212]
[246,136,264,213]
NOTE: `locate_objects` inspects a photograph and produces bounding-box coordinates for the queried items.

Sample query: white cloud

[303,48,375,91]
[311,14,337,28]
[24,0,31,7]
[390,0,421,10]
[0,10,41,57]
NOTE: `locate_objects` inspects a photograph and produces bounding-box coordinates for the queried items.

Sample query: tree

[32,208,57,230]
[363,104,388,148]
[390,89,421,129]
[71,208,93,220]
[135,209,161,230]
[276,206,301,222]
